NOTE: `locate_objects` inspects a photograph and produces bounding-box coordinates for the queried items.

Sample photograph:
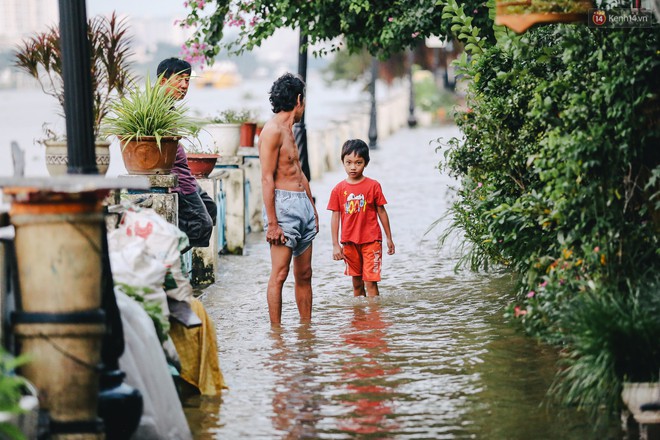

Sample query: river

[185,126,618,439]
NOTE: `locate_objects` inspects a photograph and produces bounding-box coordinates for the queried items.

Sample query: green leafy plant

[115,283,171,343]
[13,12,134,138]
[550,284,660,419]
[102,74,200,150]
[439,0,659,423]
[0,349,32,440]
[208,108,254,124]
[177,0,495,64]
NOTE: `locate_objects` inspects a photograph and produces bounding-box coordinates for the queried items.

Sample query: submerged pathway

[186,127,610,439]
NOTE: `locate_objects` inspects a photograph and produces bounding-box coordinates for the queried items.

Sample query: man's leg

[292,244,313,322]
[198,185,217,226]
[268,244,293,325]
[352,276,366,297]
[178,190,214,248]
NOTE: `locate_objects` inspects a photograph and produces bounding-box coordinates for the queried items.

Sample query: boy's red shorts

[342,241,382,282]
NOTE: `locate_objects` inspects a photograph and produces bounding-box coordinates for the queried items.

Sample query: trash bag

[108,207,193,306]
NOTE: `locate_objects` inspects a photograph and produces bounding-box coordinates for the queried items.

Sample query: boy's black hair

[341,139,370,165]
[156,57,192,79]
[269,73,306,113]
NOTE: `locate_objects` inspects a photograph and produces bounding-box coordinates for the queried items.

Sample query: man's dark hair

[157,57,192,79]
[341,139,370,165]
[269,73,306,113]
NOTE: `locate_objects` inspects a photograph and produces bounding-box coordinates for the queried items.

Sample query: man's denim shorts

[263,189,317,256]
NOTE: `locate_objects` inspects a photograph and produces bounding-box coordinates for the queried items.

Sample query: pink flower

[527,291,535,298]
[477,182,483,188]
[183,1,188,7]
[514,306,527,317]
[412,32,420,38]
[594,246,600,252]
[539,280,547,288]
[388,17,394,22]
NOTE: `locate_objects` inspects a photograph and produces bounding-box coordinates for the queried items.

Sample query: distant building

[0,0,58,50]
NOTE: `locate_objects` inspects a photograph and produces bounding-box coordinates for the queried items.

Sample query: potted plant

[183,143,219,178]
[203,109,244,157]
[0,350,38,440]
[102,75,200,175]
[13,12,134,175]
[237,109,258,148]
[495,0,593,33]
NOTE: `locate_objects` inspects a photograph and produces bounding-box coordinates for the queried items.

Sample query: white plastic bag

[115,290,192,440]
[108,207,193,304]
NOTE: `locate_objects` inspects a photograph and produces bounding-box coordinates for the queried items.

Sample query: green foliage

[0,350,30,413]
[413,69,457,114]
[441,1,660,420]
[322,48,372,84]
[208,108,254,124]
[13,13,134,137]
[550,283,660,419]
[102,74,200,150]
[178,0,495,65]
[115,283,171,343]
[0,349,31,439]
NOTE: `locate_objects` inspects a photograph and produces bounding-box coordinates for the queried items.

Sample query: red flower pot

[187,153,218,178]
[240,122,257,148]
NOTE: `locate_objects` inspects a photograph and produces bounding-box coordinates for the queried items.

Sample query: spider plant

[13,12,134,139]
[101,74,200,150]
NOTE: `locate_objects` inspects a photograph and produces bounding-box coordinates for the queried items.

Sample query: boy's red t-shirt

[327,177,387,244]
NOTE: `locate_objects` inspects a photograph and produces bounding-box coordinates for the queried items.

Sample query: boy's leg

[364,281,379,297]
[268,244,293,325]
[351,276,366,297]
[361,242,382,297]
[292,244,313,322]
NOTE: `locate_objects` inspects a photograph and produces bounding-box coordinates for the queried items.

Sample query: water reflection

[268,325,322,439]
[182,394,223,440]
[337,300,401,436]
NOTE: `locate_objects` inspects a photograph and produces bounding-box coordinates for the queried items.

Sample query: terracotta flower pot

[240,122,258,148]
[495,0,593,33]
[119,136,180,175]
[187,153,218,178]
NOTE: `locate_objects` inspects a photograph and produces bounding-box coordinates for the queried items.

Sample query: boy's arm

[377,205,395,255]
[330,210,343,260]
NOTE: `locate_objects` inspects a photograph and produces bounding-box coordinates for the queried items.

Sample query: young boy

[327,139,395,297]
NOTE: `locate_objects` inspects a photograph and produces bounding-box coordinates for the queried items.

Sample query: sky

[87,0,186,19]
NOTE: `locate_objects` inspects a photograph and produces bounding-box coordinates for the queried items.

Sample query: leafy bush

[441,0,660,420]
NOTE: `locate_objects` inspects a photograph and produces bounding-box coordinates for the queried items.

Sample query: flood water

[185,127,619,439]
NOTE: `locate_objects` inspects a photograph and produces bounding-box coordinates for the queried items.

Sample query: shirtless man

[259,73,319,325]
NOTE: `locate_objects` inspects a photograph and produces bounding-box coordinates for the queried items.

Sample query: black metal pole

[407,50,417,128]
[368,57,378,149]
[59,0,97,174]
[294,31,311,181]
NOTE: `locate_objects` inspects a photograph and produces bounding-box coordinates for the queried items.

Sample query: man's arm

[259,125,286,244]
[330,210,343,260]
[377,205,395,255]
[300,172,319,232]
